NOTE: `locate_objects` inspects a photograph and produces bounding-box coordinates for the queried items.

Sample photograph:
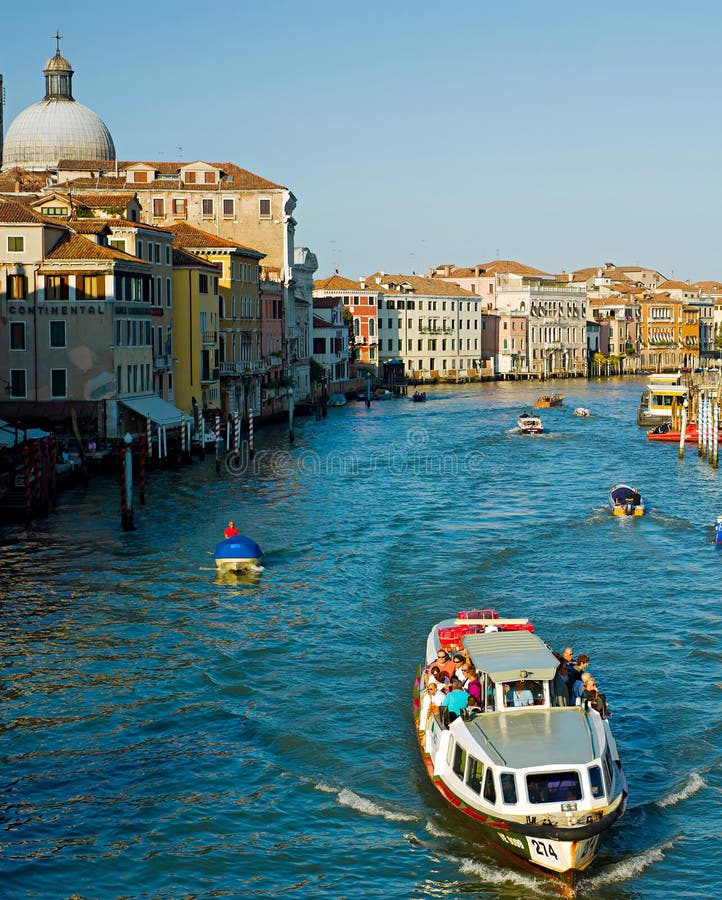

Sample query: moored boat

[214,534,263,572]
[327,393,348,407]
[646,422,698,443]
[518,412,544,434]
[535,393,564,408]
[414,610,627,884]
[636,372,687,427]
[608,484,644,516]
[373,389,393,400]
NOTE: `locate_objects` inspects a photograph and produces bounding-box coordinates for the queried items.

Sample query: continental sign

[6,305,106,315]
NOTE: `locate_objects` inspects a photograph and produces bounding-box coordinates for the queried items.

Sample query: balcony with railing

[202,330,218,344]
[153,355,173,372]
[200,367,220,383]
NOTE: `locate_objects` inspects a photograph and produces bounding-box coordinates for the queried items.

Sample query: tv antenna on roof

[177,145,183,161]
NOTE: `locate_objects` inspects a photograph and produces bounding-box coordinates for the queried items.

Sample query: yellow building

[170,246,221,417]
[166,222,265,418]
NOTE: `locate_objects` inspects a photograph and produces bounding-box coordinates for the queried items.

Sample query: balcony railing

[153,354,173,372]
[202,330,218,344]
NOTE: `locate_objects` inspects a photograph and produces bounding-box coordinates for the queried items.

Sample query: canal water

[1,377,720,899]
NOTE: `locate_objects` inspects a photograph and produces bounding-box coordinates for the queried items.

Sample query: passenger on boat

[426,683,445,709]
[552,661,570,706]
[434,650,457,681]
[561,646,574,666]
[566,653,589,691]
[441,677,471,722]
[506,680,534,707]
[573,671,594,704]
[224,520,239,539]
[452,652,467,680]
[460,664,482,705]
[463,695,482,720]
[424,664,448,689]
[583,685,610,718]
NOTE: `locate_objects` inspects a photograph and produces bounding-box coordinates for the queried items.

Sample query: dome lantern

[44,50,74,101]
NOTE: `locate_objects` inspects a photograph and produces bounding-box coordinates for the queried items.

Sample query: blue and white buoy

[214,534,263,571]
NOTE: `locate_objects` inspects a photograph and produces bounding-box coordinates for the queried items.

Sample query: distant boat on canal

[518,412,544,434]
[214,534,263,572]
[609,484,644,517]
[535,393,563,408]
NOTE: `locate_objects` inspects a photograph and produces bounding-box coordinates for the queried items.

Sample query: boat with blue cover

[214,534,263,572]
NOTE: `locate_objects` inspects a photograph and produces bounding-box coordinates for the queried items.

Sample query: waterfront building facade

[370,273,483,381]
[165,221,265,420]
[313,273,380,369]
[169,246,221,417]
[311,296,348,386]
[0,198,167,439]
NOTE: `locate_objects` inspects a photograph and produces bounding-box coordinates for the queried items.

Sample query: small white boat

[414,611,627,885]
[518,412,544,434]
[327,393,347,407]
[573,407,591,417]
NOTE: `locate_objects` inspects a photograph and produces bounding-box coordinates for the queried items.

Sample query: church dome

[2,47,115,172]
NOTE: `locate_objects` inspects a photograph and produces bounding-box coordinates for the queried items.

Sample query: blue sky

[3,1,721,281]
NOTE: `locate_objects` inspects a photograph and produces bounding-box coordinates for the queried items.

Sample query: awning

[0,418,50,447]
[119,395,187,427]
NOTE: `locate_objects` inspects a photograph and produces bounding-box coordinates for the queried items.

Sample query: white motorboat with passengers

[414,611,627,885]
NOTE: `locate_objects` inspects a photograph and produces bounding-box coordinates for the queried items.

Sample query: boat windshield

[526,771,582,804]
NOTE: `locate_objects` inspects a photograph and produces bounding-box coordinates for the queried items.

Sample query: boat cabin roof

[468,707,601,767]
[463,630,558,682]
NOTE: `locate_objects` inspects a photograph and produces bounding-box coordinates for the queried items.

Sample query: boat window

[504,680,543,708]
[589,765,604,799]
[526,771,582,804]
[452,743,467,781]
[500,772,518,804]
[602,749,614,793]
[483,769,497,804]
[466,756,484,794]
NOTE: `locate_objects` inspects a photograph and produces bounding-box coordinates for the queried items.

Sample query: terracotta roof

[69,218,111,235]
[58,159,286,190]
[102,218,173,234]
[314,274,366,291]
[472,259,550,277]
[0,199,51,224]
[656,279,699,293]
[165,221,263,256]
[0,167,52,192]
[67,192,137,207]
[312,315,340,328]
[171,246,222,271]
[695,281,722,292]
[365,272,479,298]
[313,297,342,309]
[46,232,146,263]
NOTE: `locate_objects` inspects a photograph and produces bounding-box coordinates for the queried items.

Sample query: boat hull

[647,425,698,443]
[215,556,262,572]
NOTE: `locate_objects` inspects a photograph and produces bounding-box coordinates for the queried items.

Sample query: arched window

[368,317,375,336]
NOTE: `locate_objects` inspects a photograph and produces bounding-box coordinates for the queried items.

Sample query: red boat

[646,423,698,443]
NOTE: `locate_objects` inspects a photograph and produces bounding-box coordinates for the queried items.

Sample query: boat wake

[579,837,678,892]
[655,771,705,808]
[323,785,419,822]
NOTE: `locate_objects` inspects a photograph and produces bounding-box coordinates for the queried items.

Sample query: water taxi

[636,373,687,427]
[413,612,627,885]
[608,484,644,516]
[535,393,564,408]
[518,413,544,434]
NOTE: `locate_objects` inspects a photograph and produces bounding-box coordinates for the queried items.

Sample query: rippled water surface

[2,378,721,899]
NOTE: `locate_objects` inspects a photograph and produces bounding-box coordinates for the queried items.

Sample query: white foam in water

[583,838,677,889]
[424,819,456,840]
[314,781,337,794]
[456,855,546,893]
[656,772,705,808]
[336,787,418,822]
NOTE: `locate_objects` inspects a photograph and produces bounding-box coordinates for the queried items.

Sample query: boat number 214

[530,838,558,861]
